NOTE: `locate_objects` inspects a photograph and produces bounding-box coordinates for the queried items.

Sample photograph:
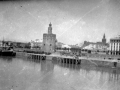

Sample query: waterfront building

[56,42,64,49]
[61,44,71,52]
[56,43,72,52]
[83,42,109,54]
[109,35,120,55]
[82,34,109,54]
[42,23,56,53]
[30,39,42,49]
[70,45,81,56]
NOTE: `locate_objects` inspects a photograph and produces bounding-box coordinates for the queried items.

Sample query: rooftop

[110,35,120,40]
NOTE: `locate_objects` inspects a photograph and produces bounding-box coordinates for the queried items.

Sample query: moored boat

[0,50,16,56]
[0,46,16,56]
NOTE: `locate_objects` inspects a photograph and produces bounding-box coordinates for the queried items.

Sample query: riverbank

[17,51,120,68]
[11,49,120,69]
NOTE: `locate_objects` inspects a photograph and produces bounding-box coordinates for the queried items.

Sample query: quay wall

[15,52,120,68]
[16,52,28,57]
[52,56,120,68]
[80,59,119,68]
[85,53,120,59]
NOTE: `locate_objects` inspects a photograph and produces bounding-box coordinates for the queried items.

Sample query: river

[0,56,120,90]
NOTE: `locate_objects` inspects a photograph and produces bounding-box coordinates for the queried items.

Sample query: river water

[0,56,120,90]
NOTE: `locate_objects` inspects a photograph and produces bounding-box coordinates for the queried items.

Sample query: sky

[0,0,120,45]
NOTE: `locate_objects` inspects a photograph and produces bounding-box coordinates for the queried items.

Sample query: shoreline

[14,51,120,68]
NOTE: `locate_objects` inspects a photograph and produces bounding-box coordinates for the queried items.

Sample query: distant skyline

[0,0,120,44]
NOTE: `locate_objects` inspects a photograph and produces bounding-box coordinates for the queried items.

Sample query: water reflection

[41,60,54,72]
[56,60,120,90]
[0,57,13,62]
[0,57,120,90]
[108,69,119,82]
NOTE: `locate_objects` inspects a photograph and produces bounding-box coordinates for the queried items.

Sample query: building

[109,35,120,55]
[42,23,56,53]
[82,34,109,54]
[70,45,81,56]
[102,33,106,44]
[30,39,42,49]
[56,42,64,49]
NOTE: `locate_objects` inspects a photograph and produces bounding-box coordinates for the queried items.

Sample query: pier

[27,53,46,61]
[26,52,120,68]
[27,53,81,64]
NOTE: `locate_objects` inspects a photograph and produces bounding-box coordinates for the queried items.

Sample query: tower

[42,22,56,53]
[48,22,52,34]
[102,33,106,44]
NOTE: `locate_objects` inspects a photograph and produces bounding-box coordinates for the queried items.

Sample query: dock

[26,53,120,68]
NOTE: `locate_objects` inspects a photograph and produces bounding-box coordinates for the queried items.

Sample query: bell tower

[102,33,106,44]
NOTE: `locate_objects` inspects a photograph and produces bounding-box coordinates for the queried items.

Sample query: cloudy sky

[0,0,120,45]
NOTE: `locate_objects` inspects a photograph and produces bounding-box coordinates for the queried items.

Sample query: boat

[0,46,16,56]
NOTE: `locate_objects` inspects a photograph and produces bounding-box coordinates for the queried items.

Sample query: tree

[24,43,31,49]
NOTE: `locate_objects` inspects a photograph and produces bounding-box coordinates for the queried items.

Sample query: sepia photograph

[0,0,120,90]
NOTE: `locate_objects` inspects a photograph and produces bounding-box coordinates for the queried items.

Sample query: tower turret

[48,22,52,34]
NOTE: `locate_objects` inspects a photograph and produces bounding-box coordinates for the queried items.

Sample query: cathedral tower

[102,33,106,44]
